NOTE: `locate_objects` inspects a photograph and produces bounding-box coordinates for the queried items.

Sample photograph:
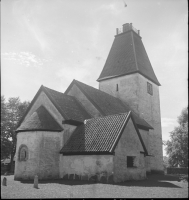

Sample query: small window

[147,82,153,95]
[127,156,136,168]
[116,84,119,91]
[19,145,28,161]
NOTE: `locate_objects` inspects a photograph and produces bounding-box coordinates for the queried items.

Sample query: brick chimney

[122,23,131,33]
[116,23,140,36]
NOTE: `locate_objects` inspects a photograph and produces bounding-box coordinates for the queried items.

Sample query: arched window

[19,145,28,161]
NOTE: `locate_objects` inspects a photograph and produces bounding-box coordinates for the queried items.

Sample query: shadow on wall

[18,174,183,188]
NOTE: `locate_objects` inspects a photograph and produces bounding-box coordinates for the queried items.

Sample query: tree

[163,156,169,169]
[165,107,188,167]
[1,96,30,171]
[1,96,12,160]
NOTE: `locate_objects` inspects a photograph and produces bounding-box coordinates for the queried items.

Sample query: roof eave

[110,111,131,153]
[60,151,114,155]
[97,71,138,82]
[97,71,161,86]
[137,124,153,130]
[16,129,63,133]
[62,119,84,126]
[130,113,148,155]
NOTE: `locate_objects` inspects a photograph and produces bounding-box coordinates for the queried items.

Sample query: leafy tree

[1,96,12,160]
[1,96,30,171]
[163,156,169,169]
[165,107,188,167]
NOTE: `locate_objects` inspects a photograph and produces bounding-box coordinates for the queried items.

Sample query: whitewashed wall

[14,131,62,180]
[99,73,163,173]
[114,118,146,183]
[60,155,114,182]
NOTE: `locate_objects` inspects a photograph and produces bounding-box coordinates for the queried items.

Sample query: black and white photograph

[1,0,188,198]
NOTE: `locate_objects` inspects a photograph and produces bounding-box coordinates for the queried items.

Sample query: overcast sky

[1,0,188,155]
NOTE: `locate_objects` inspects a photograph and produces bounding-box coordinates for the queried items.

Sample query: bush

[167,167,188,175]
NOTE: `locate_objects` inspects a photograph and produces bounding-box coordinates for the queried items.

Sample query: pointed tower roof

[97,23,160,86]
[16,105,63,133]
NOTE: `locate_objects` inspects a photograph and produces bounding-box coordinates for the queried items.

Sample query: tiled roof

[97,30,160,86]
[60,112,148,155]
[43,86,91,123]
[60,113,130,154]
[67,80,153,130]
[16,106,63,132]
[16,85,91,129]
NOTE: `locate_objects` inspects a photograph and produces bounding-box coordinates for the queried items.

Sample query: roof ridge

[43,86,69,120]
[85,112,129,123]
[43,86,70,97]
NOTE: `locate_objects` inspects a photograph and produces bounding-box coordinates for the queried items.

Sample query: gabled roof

[65,79,153,130]
[97,29,160,86]
[17,85,91,129]
[16,105,63,133]
[60,112,148,155]
[43,86,91,123]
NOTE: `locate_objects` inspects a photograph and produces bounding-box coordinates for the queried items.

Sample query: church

[14,23,164,183]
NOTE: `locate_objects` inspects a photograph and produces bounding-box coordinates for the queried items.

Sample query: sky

[1,0,188,155]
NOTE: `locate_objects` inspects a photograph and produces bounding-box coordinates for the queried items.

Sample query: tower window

[147,82,153,95]
[116,84,119,91]
[127,156,136,168]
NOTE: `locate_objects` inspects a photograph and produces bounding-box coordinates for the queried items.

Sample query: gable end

[16,85,68,129]
[111,112,148,156]
[65,80,105,116]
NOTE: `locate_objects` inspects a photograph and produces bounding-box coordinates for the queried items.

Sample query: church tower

[97,23,163,173]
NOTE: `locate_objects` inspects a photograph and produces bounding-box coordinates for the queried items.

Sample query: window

[127,156,136,168]
[19,145,28,161]
[147,82,153,95]
[116,84,119,91]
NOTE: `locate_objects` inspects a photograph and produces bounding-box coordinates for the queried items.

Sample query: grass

[1,174,188,198]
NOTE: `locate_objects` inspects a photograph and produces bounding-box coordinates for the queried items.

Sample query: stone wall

[113,118,146,183]
[14,131,62,180]
[99,73,163,173]
[60,155,114,183]
[137,74,163,172]
[14,91,77,180]
[67,84,102,117]
[99,74,139,112]
[139,129,151,173]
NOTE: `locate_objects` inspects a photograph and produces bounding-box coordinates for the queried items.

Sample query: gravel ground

[1,174,188,198]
